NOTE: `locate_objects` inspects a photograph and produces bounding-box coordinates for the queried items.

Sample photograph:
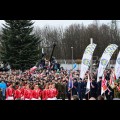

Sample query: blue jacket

[0,82,7,96]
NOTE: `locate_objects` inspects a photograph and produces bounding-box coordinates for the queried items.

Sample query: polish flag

[101,74,107,95]
[30,66,37,74]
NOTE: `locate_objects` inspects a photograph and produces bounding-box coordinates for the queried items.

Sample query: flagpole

[90,38,93,80]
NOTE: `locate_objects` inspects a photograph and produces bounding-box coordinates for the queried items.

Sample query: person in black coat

[90,78,97,98]
[78,78,84,100]
[97,77,102,97]
[105,70,110,81]
[66,82,71,100]
[72,78,78,96]
[82,79,87,99]
[105,80,114,100]
[0,88,3,100]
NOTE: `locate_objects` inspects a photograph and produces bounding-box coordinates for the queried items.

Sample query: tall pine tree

[1,20,40,71]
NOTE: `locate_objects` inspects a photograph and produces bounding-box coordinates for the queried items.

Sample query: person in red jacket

[48,83,58,100]
[31,85,42,100]
[23,84,32,100]
[47,84,53,100]
[14,86,22,100]
[42,83,49,100]
[6,83,15,100]
[52,83,58,100]
[20,84,27,100]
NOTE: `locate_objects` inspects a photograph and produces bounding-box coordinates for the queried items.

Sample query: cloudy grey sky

[0,20,112,28]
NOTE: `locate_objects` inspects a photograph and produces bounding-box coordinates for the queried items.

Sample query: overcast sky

[0,20,112,29]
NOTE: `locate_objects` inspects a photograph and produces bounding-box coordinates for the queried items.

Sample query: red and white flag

[117,86,120,91]
[30,66,37,74]
[109,72,116,89]
[101,74,107,95]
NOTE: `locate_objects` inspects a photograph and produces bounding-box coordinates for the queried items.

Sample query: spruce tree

[1,20,39,71]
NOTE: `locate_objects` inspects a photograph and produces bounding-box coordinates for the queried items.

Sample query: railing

[56,59,116,65]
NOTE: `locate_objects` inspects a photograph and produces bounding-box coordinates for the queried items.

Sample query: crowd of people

[0,58,120,100]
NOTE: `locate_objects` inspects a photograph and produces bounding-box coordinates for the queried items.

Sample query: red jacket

[32,89,42,99]
[14,89,22,99]
[20,86,26,96]
[24,89,32,99]
[52,88,58,97]
[6,87,15,99]
[48,89,58,98]
[42,89,49,100]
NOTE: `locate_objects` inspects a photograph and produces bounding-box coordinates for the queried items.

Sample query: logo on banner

[117,58,120,64]
[83,59,90,66]
[101,59,108,66]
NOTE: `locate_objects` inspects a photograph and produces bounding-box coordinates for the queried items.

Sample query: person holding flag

[85,72,91,100]
[101,74,107,98]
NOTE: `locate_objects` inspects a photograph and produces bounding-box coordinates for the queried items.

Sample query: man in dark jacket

[72,78,78,96]
[61,81,67,100]
[78,78,84,100]
[56,79,62,99]
[90,78,97,98]
[97,77,102,97]
[105,80,114,100]
[105,71,110,81]
[66,81,71,100]
[82,79,87,99]
[0,88,3,100]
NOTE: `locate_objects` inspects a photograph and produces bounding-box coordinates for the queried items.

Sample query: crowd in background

[0,59,120,100]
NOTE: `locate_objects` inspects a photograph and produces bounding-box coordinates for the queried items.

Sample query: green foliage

[1,20,39,71]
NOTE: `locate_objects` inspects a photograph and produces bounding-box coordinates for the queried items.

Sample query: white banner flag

[97,44,118,82]
[80,43,97,80]
[115,51,120,79]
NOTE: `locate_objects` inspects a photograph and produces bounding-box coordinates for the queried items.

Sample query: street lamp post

[71,47,73,69]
